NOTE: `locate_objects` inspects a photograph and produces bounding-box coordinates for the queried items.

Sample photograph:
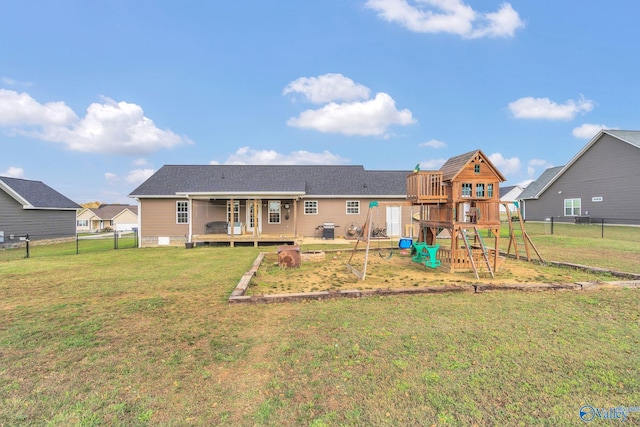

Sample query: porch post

[230,198,235,237]
[293,198,298,237]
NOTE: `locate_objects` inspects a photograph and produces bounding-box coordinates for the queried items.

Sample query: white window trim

[176,201,189,224]
[268,200,281,224]
[346,200,360,215]
[304,200,319,215]
[564,198,581,217]
[226,201,240,223]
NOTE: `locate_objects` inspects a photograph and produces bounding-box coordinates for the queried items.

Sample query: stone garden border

[228,250,640,304]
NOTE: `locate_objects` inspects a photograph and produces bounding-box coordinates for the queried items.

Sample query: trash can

[322,222,335,239]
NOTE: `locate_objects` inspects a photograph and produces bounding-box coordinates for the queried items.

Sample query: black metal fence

[521,217,640,241]
[0,230,138,262]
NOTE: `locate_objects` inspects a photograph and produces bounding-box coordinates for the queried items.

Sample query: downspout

[188,196,193,244]
[136,198,142,248]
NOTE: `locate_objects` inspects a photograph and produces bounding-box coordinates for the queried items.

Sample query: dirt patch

[247,250,613,295]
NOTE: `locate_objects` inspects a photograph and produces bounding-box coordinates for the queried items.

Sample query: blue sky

[1,1,639,204]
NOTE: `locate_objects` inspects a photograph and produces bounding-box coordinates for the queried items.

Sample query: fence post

[76,234,79,255]
[551,217,554,235]
[114,231,118,250]
[25,234,30,258]
[601,218,604,239]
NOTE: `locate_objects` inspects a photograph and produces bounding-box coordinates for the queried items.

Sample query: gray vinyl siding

[524,134,640,224]
[0,190,77,242]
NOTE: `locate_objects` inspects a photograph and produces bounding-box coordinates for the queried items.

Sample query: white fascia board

[301,195,407,199]
[179,191,305,199]
[129,194,189,199]
[0,180,32,208]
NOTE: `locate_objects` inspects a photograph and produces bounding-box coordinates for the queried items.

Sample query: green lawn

[0,232,639,426]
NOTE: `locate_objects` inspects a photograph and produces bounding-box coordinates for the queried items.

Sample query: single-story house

[519,129,640,224]
[129,165,413,247]
[0,176,80,245]
[77,204,139,232]
[499,184,524,212]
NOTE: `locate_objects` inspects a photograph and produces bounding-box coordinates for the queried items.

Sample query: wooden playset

[346,149,542,280]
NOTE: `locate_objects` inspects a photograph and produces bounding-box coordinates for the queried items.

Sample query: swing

[374,207,393,259]
[378,239,393,259]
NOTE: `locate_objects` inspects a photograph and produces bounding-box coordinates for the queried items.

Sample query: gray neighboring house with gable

[129,165,411,247]
[0,176,81,246]
[519,130,640,224]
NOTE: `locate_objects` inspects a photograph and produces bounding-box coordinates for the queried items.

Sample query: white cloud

[419,139,446,148]
[125,168,156,184]
[489,152,521,175]
[0,89,77,126]
[103,168,155,187]
[365,0,524,39]
[104,172,119,183]
[1,77,32,87]
[508,95,594,120]
[283,73,371,104]
[572,123,609,139]
[418,158,447,169]
[2,166,25,178]
[287,92,415,136]
[40,98,193,155]
[284,74,416,137]
[216,146,350,165]
[0,90,192,155]
[527,158,553,178]
[132,158,150,167]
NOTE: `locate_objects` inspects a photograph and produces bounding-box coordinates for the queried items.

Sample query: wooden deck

[192,233,302,247]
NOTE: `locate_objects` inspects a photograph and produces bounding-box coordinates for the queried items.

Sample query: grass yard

[1,230,639,426]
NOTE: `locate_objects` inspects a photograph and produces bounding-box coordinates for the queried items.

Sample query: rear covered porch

[186,193,303,246]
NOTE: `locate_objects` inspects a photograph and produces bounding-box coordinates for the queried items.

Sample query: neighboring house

[0,176,80,246]
[499,184,524,213]
[129,165,411,247]
[76,204,139,233]
[519,130,640,224]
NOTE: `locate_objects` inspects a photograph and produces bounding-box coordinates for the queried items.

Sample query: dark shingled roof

[129,165,410,198]
[518,166,564,200]
[605,129,640,148]
[0,176,80,209]
[88,204,138,219]
[500,185,516,198]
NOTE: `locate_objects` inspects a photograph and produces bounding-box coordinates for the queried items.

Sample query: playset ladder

[503,202,543,262]
[461,227,494,279]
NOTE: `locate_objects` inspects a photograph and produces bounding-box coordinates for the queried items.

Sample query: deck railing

[406,171,446,202]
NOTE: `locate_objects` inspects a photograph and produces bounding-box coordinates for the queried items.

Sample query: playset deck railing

[406,171,447,202]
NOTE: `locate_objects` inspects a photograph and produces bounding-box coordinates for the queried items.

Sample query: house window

[268,201,281,224]
[304,201,318,215]
[474,164,481,174]
[177,201,189,224]
[487,184,494,198]
[77,219,88,227]
[461,183,472,198]
[564,198,581,216]
[346,200,360,215]
[476,183,485,198]
[227,201,240,223]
